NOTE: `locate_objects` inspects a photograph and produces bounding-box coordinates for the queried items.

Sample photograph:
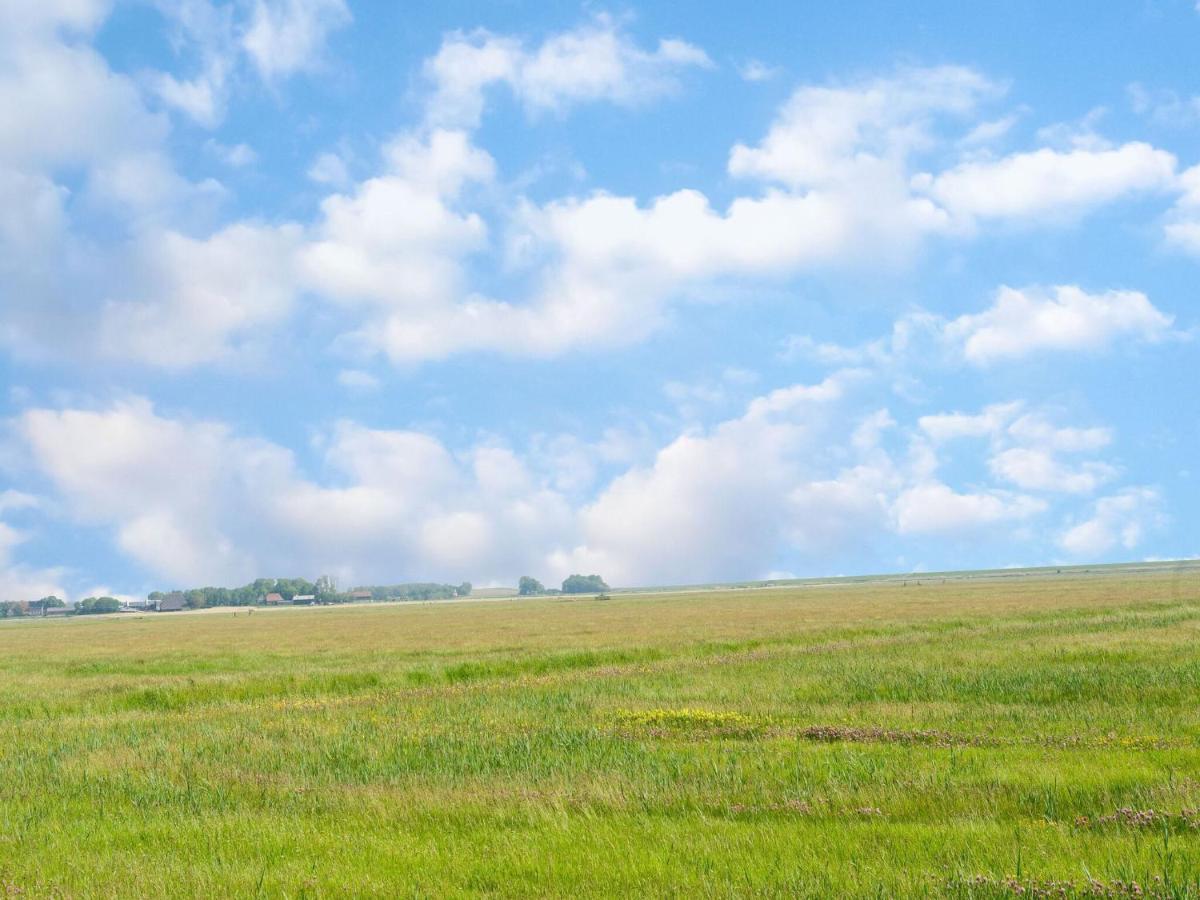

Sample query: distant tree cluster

[519,574,610,595]
[76,596,121,615]
[143,577,473,610]
[351,582,471,602]
[562,574,610,594]
[518,576,544,596]
[2,595,67,618]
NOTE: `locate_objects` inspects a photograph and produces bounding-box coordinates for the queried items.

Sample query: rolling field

[3,569,1200,897]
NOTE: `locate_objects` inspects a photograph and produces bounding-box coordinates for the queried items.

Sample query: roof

[350,590,372,598]
[264,592,284,602]
[293,594,315,600]
[158,595,185,611]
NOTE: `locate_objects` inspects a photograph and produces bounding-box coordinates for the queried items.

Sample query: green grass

[2,571,1200,897]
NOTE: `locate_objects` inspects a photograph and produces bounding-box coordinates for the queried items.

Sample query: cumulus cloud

[424,14,711,128]
[893,482,1045,535]
[5,376,863,588]
[299,129,497,359]
[988,448,1116,494]
[915,143,1176,225]
[1165,164,1200,255]
[0,3,229,360]
[728,65,995,188]
[145,0,351,127]
[344,64,1184,366]
[241,0,350,81]
[12,370,1162,590]
[943,285,1174,364]
[307,151,350,187]
[4,10,1189,371]
[1058,487,1164,557]
[553,371,876,584]
[918,401,1118,497]
[918,402,1025,443]
[16,399,576,586]
[98,223,303,367]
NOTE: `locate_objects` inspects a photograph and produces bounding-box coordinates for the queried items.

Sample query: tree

[30,595,65,613]
[562,574,609,594]
[518,576,544,596]
[456,582,472,597]
[77,596,120,615]
[315,575,338,599]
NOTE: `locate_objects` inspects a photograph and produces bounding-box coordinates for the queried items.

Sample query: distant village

[0,574,611,619]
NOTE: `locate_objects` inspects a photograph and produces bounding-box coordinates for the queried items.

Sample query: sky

[1,0,1199,601]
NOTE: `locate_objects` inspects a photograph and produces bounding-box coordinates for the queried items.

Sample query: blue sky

[1,0,1198,601]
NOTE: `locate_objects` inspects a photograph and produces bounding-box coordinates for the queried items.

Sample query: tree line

[518,574,610,596]
[1,573,610,619]
[148,577,473,610]
[1,595,66,618]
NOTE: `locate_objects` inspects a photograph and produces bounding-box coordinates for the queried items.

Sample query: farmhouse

[292,594,315,604]
[350,590,372,602]
[157,593,185,612]
[262,592,289,605]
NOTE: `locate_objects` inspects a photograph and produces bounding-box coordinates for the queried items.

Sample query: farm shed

[157,594,185,612]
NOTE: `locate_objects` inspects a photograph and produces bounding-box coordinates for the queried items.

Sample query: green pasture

[2,571,1199,897]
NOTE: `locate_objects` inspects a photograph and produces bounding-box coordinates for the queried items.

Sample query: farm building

[157,593,185,612]
[262,592,288,605]
[350,590,372,602]
[292,594,315,604]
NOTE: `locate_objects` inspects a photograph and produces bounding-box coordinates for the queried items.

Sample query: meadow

[2,568,1200,897]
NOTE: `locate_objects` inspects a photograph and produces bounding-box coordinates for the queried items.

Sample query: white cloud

[146,0,352,127]
[1006,413,1111,453]
[424,14,711,128]
[958,114,1019,147]
[918,401,1118,498]
[919,402,1024,443]
[99,223,304,368]
[150,65,228,127]
[336,369,379,391]
[729,65,995,188]
[300,129,493,334]
[12,375,1156,590]
[1165,164,1200,255]
[914,143,1176,225]
[893,482,1045,535]
[944,285,1174,364]
[205,139,257,167]
[0,491,40,515]
[1058,487,1163,557]
[553,371,881,585]
[1128,83,1200,127]
[989,447,1116,494]
[307,151,350,187]
[17,399,575,586]
[241,0,350,81]
[737,59,779,82]
[5,377,874,588]
[0,517,67,604]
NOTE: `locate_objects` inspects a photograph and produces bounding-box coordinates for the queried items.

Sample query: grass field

[3,569,1200,897]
